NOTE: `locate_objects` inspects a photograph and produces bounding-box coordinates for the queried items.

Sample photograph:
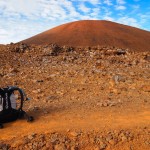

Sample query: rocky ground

[0,43,150,150]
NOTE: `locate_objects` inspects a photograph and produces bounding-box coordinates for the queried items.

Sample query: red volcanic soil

[22,20,150,51]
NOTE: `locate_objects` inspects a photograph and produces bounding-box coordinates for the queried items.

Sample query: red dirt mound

[22,20,150,51]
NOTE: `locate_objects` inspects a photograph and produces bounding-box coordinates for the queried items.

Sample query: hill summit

[22,20,150,51]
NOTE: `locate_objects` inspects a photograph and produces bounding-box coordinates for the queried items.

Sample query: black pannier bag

[0,86,33,128]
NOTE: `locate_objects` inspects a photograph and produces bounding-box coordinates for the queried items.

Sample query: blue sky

[0,0,150,44]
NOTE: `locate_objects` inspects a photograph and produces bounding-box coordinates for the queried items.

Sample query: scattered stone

[36,80,44,83]
[119,133,128,142]
[113,74,126,84]
[8,42,30,53]
[94,147,100,150]
[32,89,42,94]
[71,146,78,150]
[33,106,40,111]
[115,49,126,55]
[54,144,66,150]
[0,143,10,150]
[142,85,150,92]
[28,133,36,140]
[105,134,113,142]
[50,134,59,144]
[145,141,150,145]
[108,139,117,145]
[99,142,107,150]
[46,96,58,101]
[97,100,117,107]
[69,131,79,137]
[144,55,150,61]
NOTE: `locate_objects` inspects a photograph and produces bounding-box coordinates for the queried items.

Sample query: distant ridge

[22,20,150,51]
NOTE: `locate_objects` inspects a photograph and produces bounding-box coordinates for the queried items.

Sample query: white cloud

[71,0,101,5]
[102,7,112,16]
[0,0,81,21]
[102,7,113,21]
[0,0,41,19]
[116,0,126,5]
[0,0,82,43]
[137,12,150,25]
[90,8,100,17]
[88,0,101,5]
[115,0,126,10]
[116,17,140,28]
[0,28,9,42]
[104,0,113,6]
[115,5,126,10]
[0,19,57,44]
[104,16,114,21]
[78,3,91,13]
[132,5,140,10]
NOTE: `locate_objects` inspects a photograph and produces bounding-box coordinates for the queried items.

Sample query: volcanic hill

[22,20,150,51]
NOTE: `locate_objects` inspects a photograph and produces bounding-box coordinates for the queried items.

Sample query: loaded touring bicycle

[0,86,33,128]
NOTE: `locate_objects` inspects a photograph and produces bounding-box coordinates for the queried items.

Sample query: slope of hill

[22,20,150,51]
